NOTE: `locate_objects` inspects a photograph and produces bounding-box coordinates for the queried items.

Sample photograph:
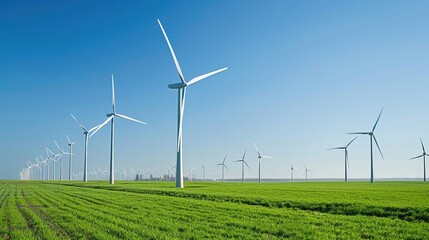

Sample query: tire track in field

[14,187,36,238]
[0,187,9,209]
[31,188,148,239]
[0,186,11,239]
[19,188,70,239]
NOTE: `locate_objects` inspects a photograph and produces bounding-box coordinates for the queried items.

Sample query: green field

[0,181,428,239]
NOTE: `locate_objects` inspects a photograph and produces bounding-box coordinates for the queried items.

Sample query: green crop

[0,181,428,239]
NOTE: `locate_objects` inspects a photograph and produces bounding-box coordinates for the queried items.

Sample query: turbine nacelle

[168,82,187,89]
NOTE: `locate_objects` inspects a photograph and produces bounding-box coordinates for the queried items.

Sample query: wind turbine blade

[410,154,424,160]
[224,165,230,173]
[373,135,384,159]
[253,142,261,156]
[90,116,113,138]
[244,161,250,169]
[46,147,54,156]
[262,156,273,159]
[234,160,242,162]
[187,67,228,86]
[116,113,147,125]
[420,137,426,153]
[70,114,88,132]
[53,140,61,151]
[348,132,371,135]
[157,19,186,83]
[88,125,101,133]
[223,154,227,164]
[111,74,116,113]
[66,135,72,144]
[346,136,358,147]
[242,149,247,160]
[372,108,383,132]
[327,147,345,150]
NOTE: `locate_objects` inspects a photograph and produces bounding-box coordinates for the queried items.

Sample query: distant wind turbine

[216,154,229,182]
[327,136,358,182]
[71,114,100,182]
[410,138,428,182]
[201,164,206,182]
[349,108,384,183]
[303,165,311,182]
[158,19,228,188]
[253,143,273,183]
[53,140,69,181]
[46,147,57,180]
[289,163,298,182]
[235,149,250,183]
[90,75,147,184]
[65,135,76,181]
[188,168,196,181]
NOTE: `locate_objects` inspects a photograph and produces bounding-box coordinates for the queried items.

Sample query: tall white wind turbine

[90,75,147,184]
[216,155,229,182]
[235,149,250,183]
[65,135,76,181]
[303,165,311,182]
[289,163,298,182]
[158,19,228,188]
[201,164,205,182]
[327,136,357,182]
[410,138,428,182]
[46,147,59,180]
[348,108,384,183]
[70,114,100,182]
[253,143,273,183]
[53,140,69,181]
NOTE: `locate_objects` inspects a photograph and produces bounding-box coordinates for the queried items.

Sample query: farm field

[0,181,428,239]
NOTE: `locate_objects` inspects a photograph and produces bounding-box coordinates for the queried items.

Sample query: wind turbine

[65,135,76,181]
[188,168,196,181]
[46,147,58,180]
[70,114,100,182]
[348,108,384,183]
[216,154,229,182]
[53,140,70,181]
[303,165,311,182]
[158,19,228,188]
[289,163,298,182]
[253,143,273,183]
[410,138,428,182]
[235,149,250,183]
[90,75,147,184]
[327,136,358,182]
[201,164,206,182]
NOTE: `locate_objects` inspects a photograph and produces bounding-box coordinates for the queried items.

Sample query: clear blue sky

[1,0,429,180]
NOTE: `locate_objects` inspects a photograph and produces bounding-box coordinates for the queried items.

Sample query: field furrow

[2,181,428,239]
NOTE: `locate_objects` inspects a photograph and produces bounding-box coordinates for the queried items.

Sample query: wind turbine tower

[66,135,76,181]
[410,138,428,182]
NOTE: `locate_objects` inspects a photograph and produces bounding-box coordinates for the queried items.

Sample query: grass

[0,180,428,239]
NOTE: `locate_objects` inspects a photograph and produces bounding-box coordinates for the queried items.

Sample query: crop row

[60,181,429,222]
[5,182,428,239]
